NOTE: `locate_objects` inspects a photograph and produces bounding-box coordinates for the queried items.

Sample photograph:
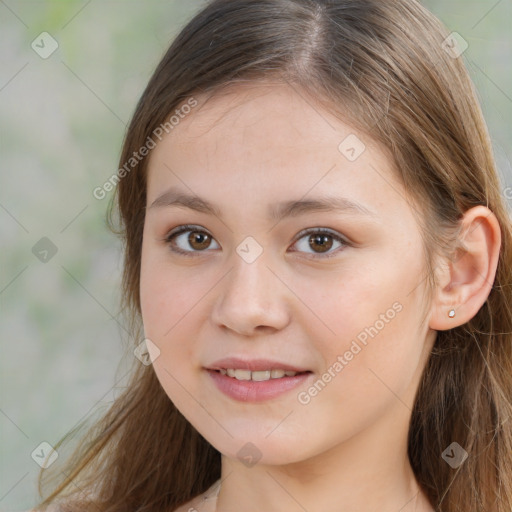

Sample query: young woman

[35,0,512,511]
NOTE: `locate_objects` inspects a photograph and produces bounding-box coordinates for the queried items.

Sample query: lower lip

[205,369,313,402]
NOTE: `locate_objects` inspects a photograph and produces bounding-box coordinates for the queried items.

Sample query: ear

[429,206,501,331]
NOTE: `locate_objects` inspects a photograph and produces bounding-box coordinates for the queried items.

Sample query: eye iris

[309,234,333,253]
[189,231,211,250]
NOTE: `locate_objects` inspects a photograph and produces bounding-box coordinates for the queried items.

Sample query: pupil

[190,232,210,249]
[310,234,332,253]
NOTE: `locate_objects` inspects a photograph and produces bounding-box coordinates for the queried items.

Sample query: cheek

[306,251,425,391]
[139,241,195,335]
[139,262,201,408]
[139,247,209,378]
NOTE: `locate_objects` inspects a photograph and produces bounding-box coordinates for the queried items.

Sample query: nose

[210,252,291,337]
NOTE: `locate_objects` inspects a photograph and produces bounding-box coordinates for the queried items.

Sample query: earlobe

[429,206,501,331]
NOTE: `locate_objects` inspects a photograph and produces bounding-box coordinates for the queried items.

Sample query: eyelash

[163,224,350,259]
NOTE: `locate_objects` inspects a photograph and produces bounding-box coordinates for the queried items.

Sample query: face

[140,82,436,465]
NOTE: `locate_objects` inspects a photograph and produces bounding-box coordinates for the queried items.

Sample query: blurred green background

[0,1,510,510]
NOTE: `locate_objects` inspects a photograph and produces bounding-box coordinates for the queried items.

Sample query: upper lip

[206,357,311,373]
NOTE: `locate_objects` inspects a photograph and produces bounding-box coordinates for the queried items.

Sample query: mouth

[205,368,314,402]
[212,368,312,381]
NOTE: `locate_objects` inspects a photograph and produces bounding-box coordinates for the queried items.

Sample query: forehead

[166,82,364,155]
[150,83,392,170]
[145,82,407,220]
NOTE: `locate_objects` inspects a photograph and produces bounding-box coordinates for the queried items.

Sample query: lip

[204,357,313,403]
[206,357,310,373]
[206,368,313,402]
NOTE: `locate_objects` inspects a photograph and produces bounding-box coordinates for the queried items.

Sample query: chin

[205,434,311,467]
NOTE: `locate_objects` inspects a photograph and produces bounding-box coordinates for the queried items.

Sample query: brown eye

[291,228,348,258]
[165,225,348,259]
[187,231,212,250]
[165,225,220,256]
[307,233,334,253]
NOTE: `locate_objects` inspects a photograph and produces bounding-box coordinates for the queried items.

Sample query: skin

[139,82,501,512]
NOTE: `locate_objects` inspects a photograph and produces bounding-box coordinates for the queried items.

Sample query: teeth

[220,368,301,381]
[234,369,251,381]
[252,370,271,381]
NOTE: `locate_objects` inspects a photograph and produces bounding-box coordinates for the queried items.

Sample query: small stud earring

[448,308,456,318]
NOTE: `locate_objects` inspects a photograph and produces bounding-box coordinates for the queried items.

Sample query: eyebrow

[147,187,377,221]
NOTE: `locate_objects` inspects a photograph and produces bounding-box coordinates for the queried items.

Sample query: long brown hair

[36,0,512,510]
